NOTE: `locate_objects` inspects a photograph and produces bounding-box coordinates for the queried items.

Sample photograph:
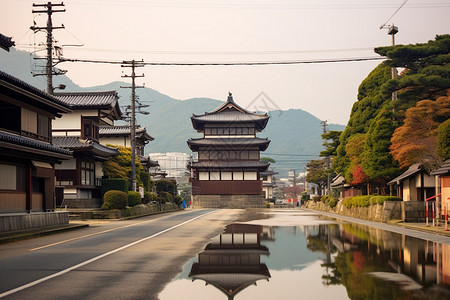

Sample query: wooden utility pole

[30,2,65,94]
[321,120,330,195]
[121,60,145,192]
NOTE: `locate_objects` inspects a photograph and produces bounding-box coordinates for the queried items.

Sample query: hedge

[127,191,142,207]
[143,192,158,204]
[102,190,128,210]
[101,178,129,197]
[343,195,402,208]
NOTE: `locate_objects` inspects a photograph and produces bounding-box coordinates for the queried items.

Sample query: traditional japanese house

[52,91,122,208]
[99,124,156,171]
[0,71,72,231]
[388,163,435,202]
[187,93,270,208]
[431,159,450,218]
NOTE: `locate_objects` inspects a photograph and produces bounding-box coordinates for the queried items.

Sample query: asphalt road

[0,209,243,300]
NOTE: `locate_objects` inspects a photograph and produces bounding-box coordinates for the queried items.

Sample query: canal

[160,210,450,300]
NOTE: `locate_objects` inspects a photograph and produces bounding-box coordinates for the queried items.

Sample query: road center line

[1,209,216,298]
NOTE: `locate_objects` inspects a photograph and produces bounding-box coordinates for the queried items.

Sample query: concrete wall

[192,194,265,209]
[0,211,69,233]
[72,203,179,219]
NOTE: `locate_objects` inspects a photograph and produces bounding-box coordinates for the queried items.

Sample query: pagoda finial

[227,92,234,103]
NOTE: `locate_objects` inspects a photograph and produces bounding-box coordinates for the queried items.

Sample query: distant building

[187,92,270,208]
[149,152,192,179]
[261,170,277,202]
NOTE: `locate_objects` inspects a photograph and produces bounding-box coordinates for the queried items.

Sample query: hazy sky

[2,0,449,124]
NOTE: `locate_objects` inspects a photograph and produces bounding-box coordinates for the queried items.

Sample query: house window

[82,117,99,141]
[37,114,50,141]
[21,107,38,134]
[0,100,20,133]
[81,161,95,186]
[0,164,25,191]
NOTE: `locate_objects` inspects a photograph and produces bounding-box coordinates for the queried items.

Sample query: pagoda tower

[187,92,270,208]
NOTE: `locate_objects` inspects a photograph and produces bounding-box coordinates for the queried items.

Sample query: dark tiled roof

[192,111,269,123]
[331,175,345,187]
[431,159,450,176]
[388,164,423,185]
[191,93,269,131]
[0,130,72,156]
[99,125,154,140]
[55,91,119,108]
[0,33,15,51]
[191,160,269,170]
[0,71,71,111]
[187,137,270,151]
[52,136,119,157]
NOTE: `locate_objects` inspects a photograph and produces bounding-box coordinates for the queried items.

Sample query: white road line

[0,210,216,298]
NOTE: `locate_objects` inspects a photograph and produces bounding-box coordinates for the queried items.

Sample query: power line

[380,0,409,29]
[58,56,385,66]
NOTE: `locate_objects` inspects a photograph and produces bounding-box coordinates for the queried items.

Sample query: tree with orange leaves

[390,93,450,171]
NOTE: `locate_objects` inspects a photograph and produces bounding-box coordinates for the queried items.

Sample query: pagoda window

[199,172,209,180]
[233,171,243,180]
[198,152,208,160]
[241,151,249,160]
[244,172,257,180]
[221,171,232,180]
[210,171,220,180]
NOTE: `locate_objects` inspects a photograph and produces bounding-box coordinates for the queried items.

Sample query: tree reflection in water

[307,223,450,299]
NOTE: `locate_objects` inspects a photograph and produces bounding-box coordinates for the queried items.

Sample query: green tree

[260,157,276,163]
[156,179,177,197]
[306,159,334,196]
[437,118,450,160]
[320,130,342,157]
[103,145,149,190]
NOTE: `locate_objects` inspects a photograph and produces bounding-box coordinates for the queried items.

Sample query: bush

[127,191,142,207]
[329,197,338,208]
[102,190,128,210]
[143,192,158,204]
[173,195,183,206]
[140,172,154,192]
[343,195,402,208]
[369,195,402,205]
[101,178,129,197]
[158,191,173,203]
[156,179,177,196]
[312,195,321,202]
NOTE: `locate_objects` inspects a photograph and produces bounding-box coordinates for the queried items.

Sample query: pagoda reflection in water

[189,224,271,300]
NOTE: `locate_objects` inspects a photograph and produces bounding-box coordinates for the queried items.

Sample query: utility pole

[321,120,330,195]
[121,60,145,192]
[380,24,399,101]
[30,2,66,94]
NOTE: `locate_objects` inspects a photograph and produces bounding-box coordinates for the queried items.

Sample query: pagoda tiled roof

[52,136,119,158]
[99,125,154,141]
[0,130,72,158]
[191,93,269,131]
[187,137,270,151]
[191,160,269,170]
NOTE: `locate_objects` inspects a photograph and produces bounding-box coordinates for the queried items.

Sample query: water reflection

[188,224,271,299]
[307,223,450,299]
[160,218,450,300]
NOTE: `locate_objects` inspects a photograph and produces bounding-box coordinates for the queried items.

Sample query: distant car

[275,199,284,204]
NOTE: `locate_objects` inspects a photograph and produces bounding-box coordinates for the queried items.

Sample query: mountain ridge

[0,48,346,176]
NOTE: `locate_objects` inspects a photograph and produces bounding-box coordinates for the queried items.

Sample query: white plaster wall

[99,137,128,147]
[56,159,76,170]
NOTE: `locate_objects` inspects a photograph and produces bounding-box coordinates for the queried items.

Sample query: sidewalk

[0,222,88,245]
[302,208,450,244]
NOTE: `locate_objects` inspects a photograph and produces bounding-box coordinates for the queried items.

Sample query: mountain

[0,48,345,176]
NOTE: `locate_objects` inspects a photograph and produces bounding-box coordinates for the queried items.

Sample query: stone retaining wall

[305,200,425,222]
[0,211,69,233]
